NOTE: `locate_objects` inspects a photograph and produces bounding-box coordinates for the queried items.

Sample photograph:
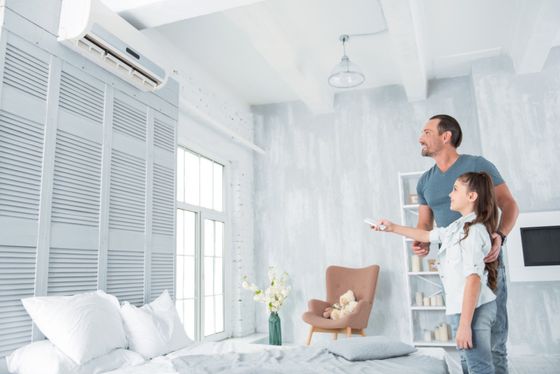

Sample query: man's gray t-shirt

[416,154,504,227]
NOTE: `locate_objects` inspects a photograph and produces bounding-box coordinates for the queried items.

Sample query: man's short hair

[430,114,463,148]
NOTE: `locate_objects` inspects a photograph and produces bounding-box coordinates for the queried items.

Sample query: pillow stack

[6,290,193,374]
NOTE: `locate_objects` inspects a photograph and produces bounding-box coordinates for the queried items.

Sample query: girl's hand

[456,324,473,350]
[375,219,394,232]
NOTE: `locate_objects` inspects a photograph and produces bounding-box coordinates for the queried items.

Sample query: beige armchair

[301,265,380,345]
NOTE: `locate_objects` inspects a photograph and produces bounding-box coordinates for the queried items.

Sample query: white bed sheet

[104,340,451,374]
[103,340,277,374]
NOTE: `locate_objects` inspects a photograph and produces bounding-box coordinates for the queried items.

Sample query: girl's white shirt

[429,212,497,315]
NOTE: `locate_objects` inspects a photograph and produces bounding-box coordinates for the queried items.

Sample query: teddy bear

[323,289,358,320]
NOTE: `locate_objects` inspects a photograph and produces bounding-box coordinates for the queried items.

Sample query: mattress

[105,340,450,374]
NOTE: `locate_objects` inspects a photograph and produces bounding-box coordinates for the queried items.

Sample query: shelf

[411,306,446,311]
[400,171,450,354]
[413,341,455,347]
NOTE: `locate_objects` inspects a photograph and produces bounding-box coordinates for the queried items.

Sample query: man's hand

[456,324,473,350]
[412,241,430,256]
[414,205,433,257]
[484,233,502,263]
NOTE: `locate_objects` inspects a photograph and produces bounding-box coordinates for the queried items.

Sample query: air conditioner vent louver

[79,36,159,91]
[59,0,168,92]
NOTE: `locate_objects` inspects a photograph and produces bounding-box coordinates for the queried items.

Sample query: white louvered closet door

[108,91,148,306]
[48,63,104,296]
[0,35,49,356]
[150,114,176,301]
[0,27,177,358]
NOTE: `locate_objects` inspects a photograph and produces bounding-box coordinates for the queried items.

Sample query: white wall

[471,48,560,355]
[252,51,560,354]
[252,76,481,344]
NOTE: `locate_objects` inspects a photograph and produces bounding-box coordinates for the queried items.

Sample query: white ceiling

[101,0,560,113]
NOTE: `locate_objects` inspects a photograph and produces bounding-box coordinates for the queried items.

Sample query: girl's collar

[448,211,477,231]
[460,212,477,223]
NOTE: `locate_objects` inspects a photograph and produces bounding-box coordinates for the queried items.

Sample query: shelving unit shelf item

[398,172,453,347]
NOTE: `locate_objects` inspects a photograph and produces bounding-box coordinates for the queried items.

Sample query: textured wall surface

[254,52,560,353]
[472,49,560,355]
[252,77,481,344]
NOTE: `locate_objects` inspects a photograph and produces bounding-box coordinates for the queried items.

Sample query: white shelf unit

[398,172,453,348]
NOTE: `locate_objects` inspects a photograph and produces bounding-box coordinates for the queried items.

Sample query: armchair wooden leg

[346,327,352,337]
[306,326,315,346]
[359,329,366,337]
[332,333,338,340]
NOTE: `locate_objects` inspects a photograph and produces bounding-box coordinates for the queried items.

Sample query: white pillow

[327,335,416,361]
[6,340,144,374]
[120,290,192,358]
[21,290,127,364]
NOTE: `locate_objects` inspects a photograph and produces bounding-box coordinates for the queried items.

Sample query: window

[176,147,227,340]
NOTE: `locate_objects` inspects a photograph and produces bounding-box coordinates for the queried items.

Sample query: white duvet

[105,340,451,374]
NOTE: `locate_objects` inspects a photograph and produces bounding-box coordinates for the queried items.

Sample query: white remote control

[364,218,386,231]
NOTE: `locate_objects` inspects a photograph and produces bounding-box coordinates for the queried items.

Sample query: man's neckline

[435,154,462,174]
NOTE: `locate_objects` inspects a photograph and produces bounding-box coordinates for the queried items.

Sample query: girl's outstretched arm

[373,219,430,243]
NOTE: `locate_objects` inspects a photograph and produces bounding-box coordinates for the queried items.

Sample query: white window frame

[176,143,231,342]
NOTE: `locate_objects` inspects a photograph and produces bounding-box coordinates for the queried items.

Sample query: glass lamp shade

[328,55,365,88]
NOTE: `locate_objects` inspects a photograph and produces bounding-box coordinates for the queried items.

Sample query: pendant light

[328,34,365,89]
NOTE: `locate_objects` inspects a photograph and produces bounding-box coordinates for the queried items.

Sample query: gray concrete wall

[253,76,481,345]
[253,52,560,353]
[472,48,560,355]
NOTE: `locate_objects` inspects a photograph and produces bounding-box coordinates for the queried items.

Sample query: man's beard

[421,147,432,157]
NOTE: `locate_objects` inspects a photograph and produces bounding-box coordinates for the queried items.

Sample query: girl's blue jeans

[448,300,497,374]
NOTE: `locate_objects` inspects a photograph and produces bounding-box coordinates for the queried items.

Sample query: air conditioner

[58,0,168,91]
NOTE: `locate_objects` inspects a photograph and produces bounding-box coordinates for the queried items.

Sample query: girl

[373,172,499,374]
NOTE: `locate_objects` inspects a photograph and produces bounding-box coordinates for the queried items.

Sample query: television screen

[520,226,560,266]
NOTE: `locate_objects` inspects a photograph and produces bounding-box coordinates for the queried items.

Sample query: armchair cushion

[327,335,416,361]
[307,299,331,315]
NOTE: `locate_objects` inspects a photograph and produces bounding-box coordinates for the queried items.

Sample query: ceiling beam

[224,3,334,114]
[102,0,267,30]
[510,0,560,75]
[380,0,427,101]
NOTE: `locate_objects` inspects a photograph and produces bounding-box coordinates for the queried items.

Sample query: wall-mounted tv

[507,211,560,282]
[520,226,560,266]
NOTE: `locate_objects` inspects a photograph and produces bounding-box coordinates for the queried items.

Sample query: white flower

[242,267,291,313]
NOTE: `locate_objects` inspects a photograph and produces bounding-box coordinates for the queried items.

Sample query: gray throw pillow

[327,335,416,361]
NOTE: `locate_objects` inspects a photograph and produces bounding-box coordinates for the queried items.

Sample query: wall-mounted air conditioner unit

[58,0,168,91]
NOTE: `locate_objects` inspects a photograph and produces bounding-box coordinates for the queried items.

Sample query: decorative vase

[268,311,282,345]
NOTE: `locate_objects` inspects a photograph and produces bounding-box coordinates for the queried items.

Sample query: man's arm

[495,183,519,235]
[412,205,434,256]
[485,183,519,262]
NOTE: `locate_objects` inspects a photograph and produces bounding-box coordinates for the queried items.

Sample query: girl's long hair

[458,172,499,291]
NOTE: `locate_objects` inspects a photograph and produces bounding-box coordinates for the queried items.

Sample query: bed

[105,339,451,374]
[6,291,453,374]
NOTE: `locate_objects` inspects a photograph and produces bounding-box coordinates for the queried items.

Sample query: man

[413,114,519,374]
